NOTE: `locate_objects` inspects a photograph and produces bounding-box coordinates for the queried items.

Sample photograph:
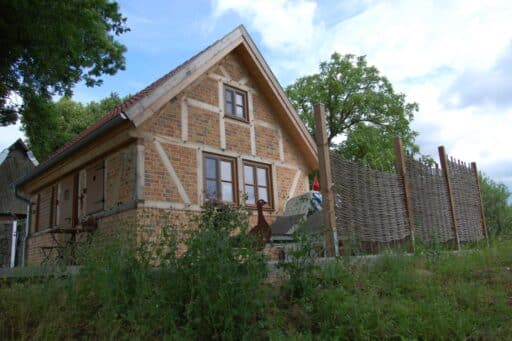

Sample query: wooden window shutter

[38,189,51,230]
[33,194,40,233]
[59,175,75,227]
[86,160,105,214]
[49,185,56,227]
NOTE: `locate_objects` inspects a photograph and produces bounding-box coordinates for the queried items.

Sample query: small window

[204,153,237,204]
[224,85,247,121]
[243,161,273,209]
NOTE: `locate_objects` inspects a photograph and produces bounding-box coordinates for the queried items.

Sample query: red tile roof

[47,36,222,161]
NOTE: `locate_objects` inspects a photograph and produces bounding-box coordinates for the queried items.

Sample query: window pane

[235,105,244,117]
[258,187,268,203]
[244,165,254,184]
[206,180,217,199]
[225,89,233,103]
[205,158,217,179]
[257,168,267,187]
[221,182,233,202]
[245,185,255,204]
[226,102,234,115]
[235,93,244,105]
[221,161,232,181]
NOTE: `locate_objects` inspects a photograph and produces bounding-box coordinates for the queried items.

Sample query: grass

[1,204,511,339]
[298,241,512,339]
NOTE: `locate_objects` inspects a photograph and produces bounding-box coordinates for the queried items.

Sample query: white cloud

[213,0,321,53]
[212,0,512,189]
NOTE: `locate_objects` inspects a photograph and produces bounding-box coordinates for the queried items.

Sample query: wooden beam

[278,129,284,162]
[438,146,461,250]
[186,97,221,114]
[471,162,489,240]
[20,124,135,193]
[314,103,337,257]
[127,32,244,126]
[140,200,201,211]
[181,97,188,142]
[394,137,415,252]
[197,148,204,205]
[248,91,256,155]
[153,140,191,205]
[135,140,145,201]
[218,81,226,150]
[288,170,302,199]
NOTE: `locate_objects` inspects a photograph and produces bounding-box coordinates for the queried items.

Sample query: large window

[204,153,237,203]
[243,161,272,208]
[224,85,248,121]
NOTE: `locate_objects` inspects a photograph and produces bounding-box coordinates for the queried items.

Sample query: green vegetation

[480,173,512,238]
[21,93,127,161]
[1,204,511,339]
[0,0,129,125]
[286,53,425,170]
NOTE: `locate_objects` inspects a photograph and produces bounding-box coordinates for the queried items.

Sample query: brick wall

[24,48,315,265]
[188,106,221,146]
[144,141,176,202]
[105,144,136,210]
[138,49,312,216]
[187,76,219,107]
[254,125,280,160]
[225,121,251,154]
[141,99,182,139]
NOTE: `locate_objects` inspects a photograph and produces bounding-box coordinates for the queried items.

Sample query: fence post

[471,162,489,240]
[394,137,415,252]
[438,146,461,250]
[313,103,337,257]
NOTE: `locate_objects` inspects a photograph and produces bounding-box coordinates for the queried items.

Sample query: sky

[1,0,511,194]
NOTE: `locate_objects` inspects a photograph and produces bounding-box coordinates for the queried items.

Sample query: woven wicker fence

[329,143,486,253]
[405,158,455,243]
[447,158,485,242]
[330,153,411,245]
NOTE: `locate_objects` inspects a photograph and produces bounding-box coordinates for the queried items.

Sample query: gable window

[243,161,272,208]
[224,85,248,121]
[204,153,237,203]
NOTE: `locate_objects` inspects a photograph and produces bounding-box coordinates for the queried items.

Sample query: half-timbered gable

[17,26,318,264]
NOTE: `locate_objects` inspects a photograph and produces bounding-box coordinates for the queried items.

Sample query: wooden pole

[471,162,489,240]
[394,137,415,252]
[438,146,461,250]
[313,103,337,257]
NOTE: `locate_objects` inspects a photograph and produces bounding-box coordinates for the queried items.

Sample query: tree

[0,0,129,125]
[21,93,125,161]
[338,124,419,170]
[286,53,420,169]
[479,174,512,237]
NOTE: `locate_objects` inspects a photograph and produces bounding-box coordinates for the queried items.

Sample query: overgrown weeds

[1,206,512,339]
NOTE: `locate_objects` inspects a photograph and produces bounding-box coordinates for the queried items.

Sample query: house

[15,25,319,264]
[0,139,38,267]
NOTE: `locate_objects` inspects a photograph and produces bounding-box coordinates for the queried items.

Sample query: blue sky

[1,0,511,195]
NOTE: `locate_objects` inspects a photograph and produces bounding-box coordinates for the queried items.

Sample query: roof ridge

[47,27,240,162]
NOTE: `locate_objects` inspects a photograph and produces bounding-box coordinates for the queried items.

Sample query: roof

[17,25,318,189]
[48,30,223,161]
[0,139,38,167]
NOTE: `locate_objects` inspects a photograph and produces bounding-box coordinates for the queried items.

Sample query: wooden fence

[314,104,487,255]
